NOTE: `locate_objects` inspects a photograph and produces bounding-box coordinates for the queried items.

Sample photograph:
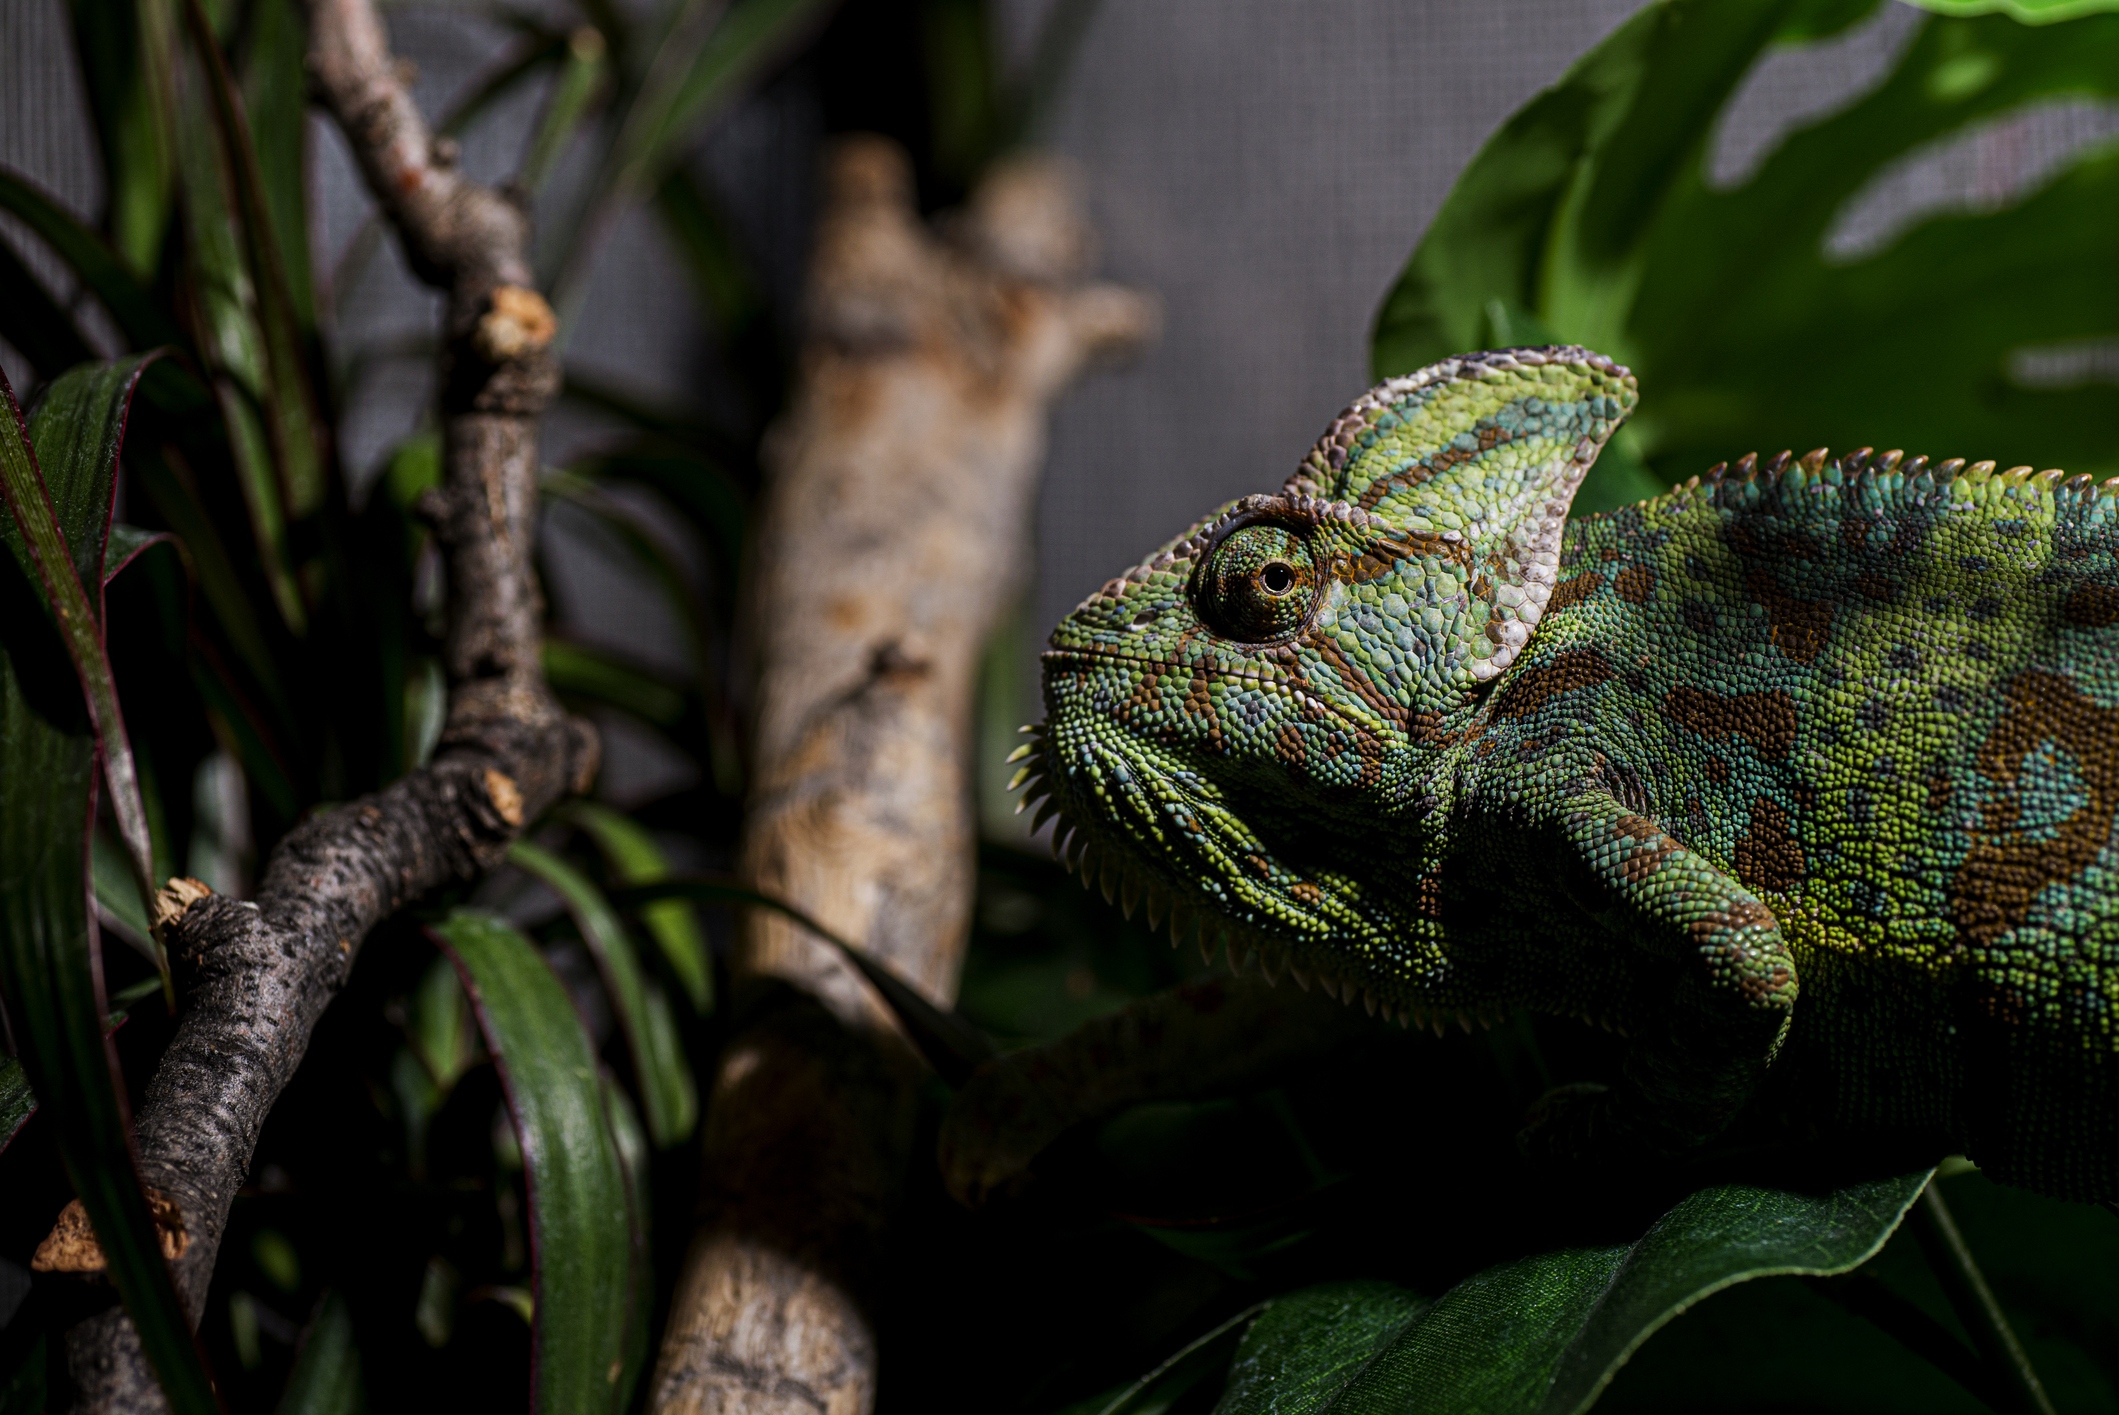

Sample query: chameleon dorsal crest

[1288,346,1637,685]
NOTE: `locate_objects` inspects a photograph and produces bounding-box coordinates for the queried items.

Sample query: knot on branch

[33,1192,188,1274]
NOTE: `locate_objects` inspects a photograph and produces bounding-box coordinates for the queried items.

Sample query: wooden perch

[646,137,1156,1413]
[58,0,595,1405]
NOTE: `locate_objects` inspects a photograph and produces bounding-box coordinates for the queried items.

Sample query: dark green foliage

[7,0,2119,1411]
[1376,0,2119,514]
[432,913,634,1415]
[0,363,217,1411]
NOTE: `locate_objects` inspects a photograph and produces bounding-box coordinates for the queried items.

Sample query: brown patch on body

[1855,572,1899,603]
[1614,564,1656,604]
[1663,685,1798,762]
[2062,583,2119,628]
[1733,798,1804,893]
[1613,812,1681,886]
[1728,523,1834,661]
[1952,670,2119,948]
[1490,647,1615,720]
[1548,570,1604,613]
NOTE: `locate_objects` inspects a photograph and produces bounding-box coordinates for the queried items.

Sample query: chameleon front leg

[1526,792,1799,1158]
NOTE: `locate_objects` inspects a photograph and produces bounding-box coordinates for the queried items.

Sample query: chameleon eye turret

[1196,518,1319,641]
[1021,342,2119,1202]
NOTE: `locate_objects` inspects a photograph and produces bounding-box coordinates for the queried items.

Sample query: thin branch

[56,0,595,1405]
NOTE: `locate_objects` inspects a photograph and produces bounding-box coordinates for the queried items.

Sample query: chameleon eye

[1198,522,1318,641]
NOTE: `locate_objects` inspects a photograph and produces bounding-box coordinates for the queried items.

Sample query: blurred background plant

[3,0,2119,1411]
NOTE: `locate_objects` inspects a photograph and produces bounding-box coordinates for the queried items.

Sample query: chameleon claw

[1005,743,1033,764]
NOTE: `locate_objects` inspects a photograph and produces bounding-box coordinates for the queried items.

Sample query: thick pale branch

[647,137,1155,1415]
[60,0,593,1406]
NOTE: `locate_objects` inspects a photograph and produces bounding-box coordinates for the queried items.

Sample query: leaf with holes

[1374,0,2119,511]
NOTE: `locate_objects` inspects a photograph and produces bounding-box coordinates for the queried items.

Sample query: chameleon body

[1016,346,2119,1200]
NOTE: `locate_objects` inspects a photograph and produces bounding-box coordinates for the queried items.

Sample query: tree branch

[647,136,1155,1415]
[57,0,595,1405]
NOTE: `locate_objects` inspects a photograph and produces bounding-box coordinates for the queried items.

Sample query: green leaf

[562,801,712,1012]
[1905,0,2119,18]
[546,0,834,316]
[178,0,325,518]
[431,912,632,1415]
[0,166,183,351]
[521,28,610,194]
[542,639,688,729]
[67,0,180,278]
[506,841,697,1148]
[0,365,218,1412]
[238,0,316,330]
[275,1291,366,1415]
[0,1054,34,1154]
[1214,1282,1428,1413]
[614,876,998,1084]
[1210,1172,1932,1415]
[1373,1,2119,510]
[599,1076,652,1410]
[14,357,168,991]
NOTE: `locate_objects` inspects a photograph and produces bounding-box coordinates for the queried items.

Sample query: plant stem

[1909,1180,2056,1415]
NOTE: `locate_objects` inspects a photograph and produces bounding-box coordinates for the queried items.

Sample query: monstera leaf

[1375,0,2119,513]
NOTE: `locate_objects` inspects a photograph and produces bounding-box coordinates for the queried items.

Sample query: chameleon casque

[1004,345,2119,1202]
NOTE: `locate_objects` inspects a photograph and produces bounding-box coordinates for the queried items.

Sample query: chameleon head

[1016,346,1638,985]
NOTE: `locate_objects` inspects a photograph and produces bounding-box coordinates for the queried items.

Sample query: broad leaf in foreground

[432,912,632,1415]
[1207,1172,1932,1415]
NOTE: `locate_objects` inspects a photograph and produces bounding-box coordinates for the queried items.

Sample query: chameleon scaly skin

[1015,346,2119,1200]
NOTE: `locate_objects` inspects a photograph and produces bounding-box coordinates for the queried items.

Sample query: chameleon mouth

[1002,721,1489,1037]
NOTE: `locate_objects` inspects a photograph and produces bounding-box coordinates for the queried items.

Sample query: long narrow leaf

[8,359,166,992]
[0,369,219,1414]
[506,841,696,1148]
[178,0,325,517]
[0,167,183,351]
[275,1291,366,1415]
[0,1055,33,1155]
[431,913,631,1415]
[563,801,712,1012]
[239,0,317,331]
[614,876,997,1084]
[66,0,180,278]
[547,0,833,318]
[520,28,609,194]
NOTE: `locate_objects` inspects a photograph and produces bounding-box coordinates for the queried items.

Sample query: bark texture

[646,137,1156,1414]
[60,0,594,1405]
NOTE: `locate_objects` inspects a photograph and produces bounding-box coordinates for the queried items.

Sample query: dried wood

[647,136,1155,1414]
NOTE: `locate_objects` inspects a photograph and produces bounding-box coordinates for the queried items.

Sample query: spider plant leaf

[506,841,698,1147]
[430,912,632,1415]
[0,361,218,1413]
